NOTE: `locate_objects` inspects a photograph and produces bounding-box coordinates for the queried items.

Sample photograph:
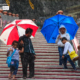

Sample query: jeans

[58,47,64,65]
[10,59,19,75]
[63,55,76,69]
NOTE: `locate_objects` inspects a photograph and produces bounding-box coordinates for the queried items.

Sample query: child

[56,25,70,65]
[7,40,24,80]
[61,37,78,70]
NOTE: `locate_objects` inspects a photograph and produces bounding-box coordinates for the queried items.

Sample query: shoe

[63,67,68,69]
[71,68,77,71]
[59,64,62,66]
[23,76,27,79]
[12,78,17,80]
[28,76,34,78]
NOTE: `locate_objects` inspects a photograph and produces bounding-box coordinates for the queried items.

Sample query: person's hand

[9,48,13,52]
[58,35,62,39]
[62,55,64,59]
[34,55,36,60]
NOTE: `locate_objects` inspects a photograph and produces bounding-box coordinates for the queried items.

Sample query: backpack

[6,49,16,67]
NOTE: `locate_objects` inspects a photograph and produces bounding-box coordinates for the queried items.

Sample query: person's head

[12,40,18,49]
[57,10,63,14]
[12,13,15,17]
[0,9,3,13]
[25,28,33,37]
[8,12,12,16]
[78,46,80,50]
[3,11,7,15]
[61,37,68,44]
[59,25,66,34]
[16,14,19,17]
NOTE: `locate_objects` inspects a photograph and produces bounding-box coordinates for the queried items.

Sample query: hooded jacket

[56,25,70,47]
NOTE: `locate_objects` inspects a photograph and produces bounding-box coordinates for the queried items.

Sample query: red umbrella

[0,19,38,45]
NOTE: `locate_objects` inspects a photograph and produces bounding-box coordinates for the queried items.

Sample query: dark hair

[25,28,33,34]
[12,40,18,46]
[61,37,67,41]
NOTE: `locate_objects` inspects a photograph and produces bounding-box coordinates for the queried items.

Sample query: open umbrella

[0,19,38,45]
[41,14,79,43]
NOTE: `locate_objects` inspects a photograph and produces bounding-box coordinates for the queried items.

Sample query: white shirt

[56,33,70,47]
[63,42,73,55]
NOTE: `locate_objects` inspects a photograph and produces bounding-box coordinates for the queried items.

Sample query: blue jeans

[10,59,19,75]
[63,55,76,69]
[58,47,64,65]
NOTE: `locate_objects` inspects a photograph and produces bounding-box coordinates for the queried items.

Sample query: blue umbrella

[41,14,79,43]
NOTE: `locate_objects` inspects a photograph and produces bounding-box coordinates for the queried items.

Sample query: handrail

[72,37,79,53]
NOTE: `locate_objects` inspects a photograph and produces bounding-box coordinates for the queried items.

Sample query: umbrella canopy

[0,19,38,45]
[41,14,79,43]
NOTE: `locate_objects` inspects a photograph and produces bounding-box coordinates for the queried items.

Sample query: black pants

[20,53,35,77]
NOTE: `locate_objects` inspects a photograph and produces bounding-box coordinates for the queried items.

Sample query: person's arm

[7,48,13,57]
[56,35,62,43]
[19,47,24,53]
[7,51,9,57]
[66,33,70,41]
[62,42,69,59]
[63,43,69,55]
[62,43,69,59]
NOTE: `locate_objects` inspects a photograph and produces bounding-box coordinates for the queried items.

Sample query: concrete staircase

[0,32,80,80]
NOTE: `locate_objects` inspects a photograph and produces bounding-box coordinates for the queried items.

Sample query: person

[0,15,2,28]
[18,28,36,79]
[56,10,63,15]
[7,12,13,24]
[15,14,19,19]
[78,46,80,67]
[61,37,77,70]
[56,25,70,65]
[0,9,3,18]
[7,40,24,80]
[12,13,16,21]
[2,11,8,28]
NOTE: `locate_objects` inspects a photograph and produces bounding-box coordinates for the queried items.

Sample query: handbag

[68,51,79,62]
[6,49,16,67]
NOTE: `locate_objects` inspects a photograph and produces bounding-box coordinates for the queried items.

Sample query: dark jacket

[19,35,36,55]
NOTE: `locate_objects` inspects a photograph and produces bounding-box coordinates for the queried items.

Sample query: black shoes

[23,76,27,79]
[28,75,34,78]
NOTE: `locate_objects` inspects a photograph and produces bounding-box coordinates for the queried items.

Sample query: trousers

[20,53,35,77]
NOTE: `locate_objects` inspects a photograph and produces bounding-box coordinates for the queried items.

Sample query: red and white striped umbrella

[0,19,38,45]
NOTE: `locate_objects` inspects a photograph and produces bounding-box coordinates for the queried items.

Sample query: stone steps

[0,32,80,79]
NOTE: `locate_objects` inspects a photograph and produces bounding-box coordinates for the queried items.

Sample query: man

[19,28,36,79]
